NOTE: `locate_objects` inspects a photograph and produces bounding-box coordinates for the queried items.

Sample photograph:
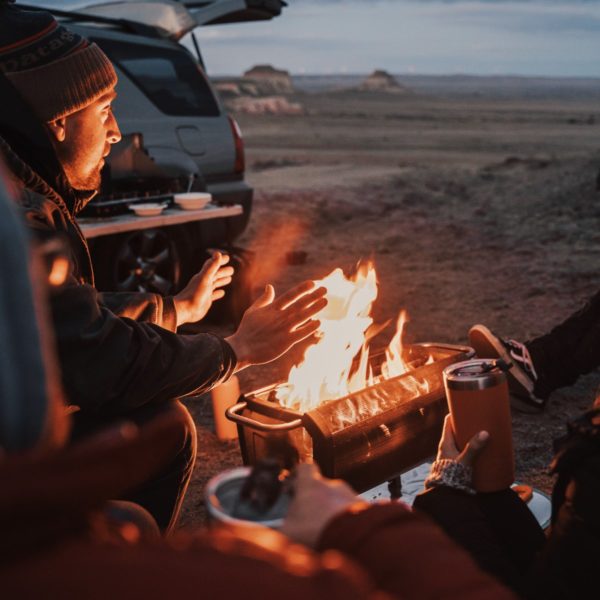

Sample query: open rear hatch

[183,0,286,27]
[21,0,287,39]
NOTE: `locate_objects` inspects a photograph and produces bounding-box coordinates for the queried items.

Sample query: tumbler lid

[444,359,508,391]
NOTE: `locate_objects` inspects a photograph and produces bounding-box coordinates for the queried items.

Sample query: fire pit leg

[387,475,402,500]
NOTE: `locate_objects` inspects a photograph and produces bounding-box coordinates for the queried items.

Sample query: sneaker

[468,324,547,413]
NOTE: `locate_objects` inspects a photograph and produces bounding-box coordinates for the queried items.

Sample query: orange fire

[276,262,429,414]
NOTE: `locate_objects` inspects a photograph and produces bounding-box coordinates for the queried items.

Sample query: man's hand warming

[226,280,327,372]
[173,252,234,327]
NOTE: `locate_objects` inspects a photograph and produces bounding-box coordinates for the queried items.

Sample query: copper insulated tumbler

[443,360,515,492]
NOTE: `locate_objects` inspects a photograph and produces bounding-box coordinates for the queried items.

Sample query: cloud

[287,0,600,34]
[195,0,600,77]
[296,0,600,3]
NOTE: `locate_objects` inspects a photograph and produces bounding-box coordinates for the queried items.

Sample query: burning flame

[382,310,409,380]
[276,262,428,414]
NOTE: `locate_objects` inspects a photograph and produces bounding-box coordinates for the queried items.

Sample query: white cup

[205,466,288,529]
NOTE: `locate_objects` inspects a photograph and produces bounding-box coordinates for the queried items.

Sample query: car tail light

[228,115,245,175]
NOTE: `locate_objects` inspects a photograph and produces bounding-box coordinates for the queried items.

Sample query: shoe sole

[468,325,544,414]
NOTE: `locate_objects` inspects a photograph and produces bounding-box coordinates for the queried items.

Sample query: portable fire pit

[227,343,473,492]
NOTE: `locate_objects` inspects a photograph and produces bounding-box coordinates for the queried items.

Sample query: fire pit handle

[226,402,303,432]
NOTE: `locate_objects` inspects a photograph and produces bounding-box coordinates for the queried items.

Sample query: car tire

[90,226,189,295]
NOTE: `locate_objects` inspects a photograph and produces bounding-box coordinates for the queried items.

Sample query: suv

[22,1,286,318]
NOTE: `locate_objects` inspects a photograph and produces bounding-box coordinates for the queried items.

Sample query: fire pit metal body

[227,343,474,492]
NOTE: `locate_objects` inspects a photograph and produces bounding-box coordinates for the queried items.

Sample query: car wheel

[92,228,182,295]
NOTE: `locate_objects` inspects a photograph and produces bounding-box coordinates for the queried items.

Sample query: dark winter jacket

[0,77,236,415]
[0,134,179,330]
[530,408,600,600]
[414,409,600,600]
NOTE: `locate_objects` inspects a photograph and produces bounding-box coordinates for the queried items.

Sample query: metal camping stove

[227,343,474,492]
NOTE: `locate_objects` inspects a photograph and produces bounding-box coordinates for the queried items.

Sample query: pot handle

[226,402,303,432]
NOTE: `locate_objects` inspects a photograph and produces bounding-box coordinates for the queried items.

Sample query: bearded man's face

[48,87,121,191]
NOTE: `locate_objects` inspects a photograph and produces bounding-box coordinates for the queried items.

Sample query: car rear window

[95,38,220,117]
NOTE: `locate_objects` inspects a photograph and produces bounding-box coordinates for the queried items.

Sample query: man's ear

[46,117,67,143]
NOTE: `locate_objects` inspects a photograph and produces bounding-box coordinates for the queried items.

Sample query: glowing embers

[275,262,433,420]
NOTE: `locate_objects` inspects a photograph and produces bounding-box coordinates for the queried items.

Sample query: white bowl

[173,192,212,210]
[129,203,166,217]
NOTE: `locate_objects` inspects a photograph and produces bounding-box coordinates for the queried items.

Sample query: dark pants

[414,487,546,596]
[527,290,600,399]
[70,401,197,533]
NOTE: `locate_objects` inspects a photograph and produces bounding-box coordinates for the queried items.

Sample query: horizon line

[210,71,600,82]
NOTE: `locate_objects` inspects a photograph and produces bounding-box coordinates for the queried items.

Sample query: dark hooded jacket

[413,408,600,600]
[0,74,236,415]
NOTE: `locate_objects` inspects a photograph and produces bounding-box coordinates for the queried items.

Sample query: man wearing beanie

[0,1,326,532]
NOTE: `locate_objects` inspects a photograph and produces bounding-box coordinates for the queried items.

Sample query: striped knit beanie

[0,2,117,122]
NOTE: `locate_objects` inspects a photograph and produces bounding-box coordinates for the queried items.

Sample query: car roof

[20,1,287,40]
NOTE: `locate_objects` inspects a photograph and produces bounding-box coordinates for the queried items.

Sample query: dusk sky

[194,0,600,78]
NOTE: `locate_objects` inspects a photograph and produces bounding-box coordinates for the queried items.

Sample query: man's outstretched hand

[226,280,327,372]
[173,252,234,327]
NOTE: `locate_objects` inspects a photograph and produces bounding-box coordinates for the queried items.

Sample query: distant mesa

[242,64,295,95]
[214,65,294,98]
[214,65,295,98]
[244,64,290,78]
[358,70,409,94]
[214,64,302,115]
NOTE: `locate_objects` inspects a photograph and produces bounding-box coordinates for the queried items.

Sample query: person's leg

[475,489,546,577]
[121,401,196,533]
[415,486,532,593]
[415,487,545,595]
[470,291,600,411]
[526,290,600,398]
[70,400,197,533]
[104,501,160,539]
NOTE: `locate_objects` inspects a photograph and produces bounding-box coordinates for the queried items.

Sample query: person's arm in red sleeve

[319,502,516,600]
[281,464,516,600]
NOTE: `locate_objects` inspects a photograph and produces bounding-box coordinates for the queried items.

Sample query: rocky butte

[359,70,410,94]
[243,64,295,95]
[215,64,303,115]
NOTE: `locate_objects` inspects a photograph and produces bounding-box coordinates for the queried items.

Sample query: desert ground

[180,75,600,527]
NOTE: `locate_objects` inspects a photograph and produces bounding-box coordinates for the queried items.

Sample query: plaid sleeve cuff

[425,459,475,495]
